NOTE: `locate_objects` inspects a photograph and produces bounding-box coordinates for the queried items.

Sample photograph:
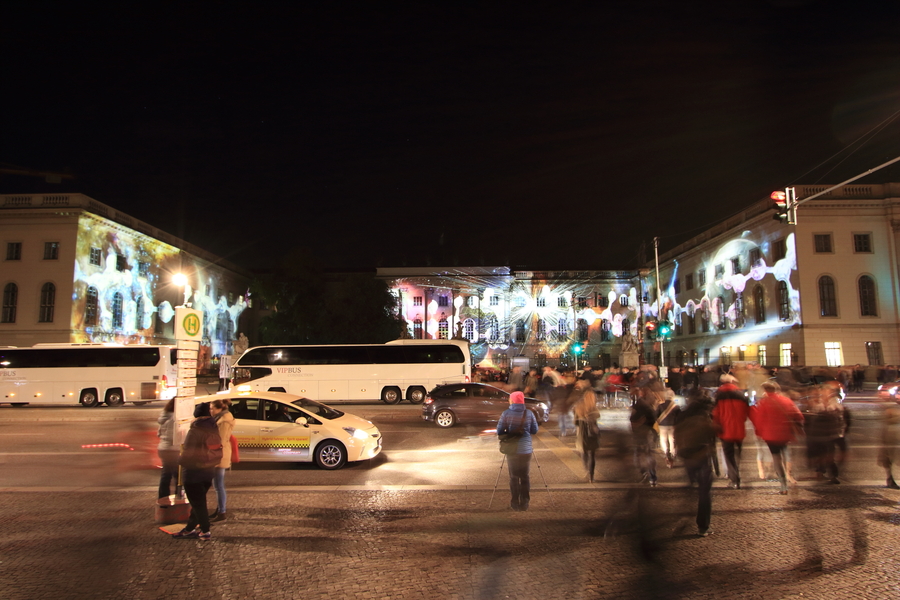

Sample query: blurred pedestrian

[574,380,601,482]
[878,396,900,489]
[507,365,525,392]
[524,368,539,397]
[750,381,804,494]
[497,391,539,511]
[712,374,750,489]
[156,398,179,499]
[173,403,223,540]
[218,355,231,391]
[630,388,658,486]
[656,389,681,468]
[209,398,235,522]
[675,391,717,536]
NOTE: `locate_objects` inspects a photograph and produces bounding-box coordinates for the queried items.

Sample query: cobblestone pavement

[2,482,899,600]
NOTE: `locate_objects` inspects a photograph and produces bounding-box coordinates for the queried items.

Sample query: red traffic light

[771,190,787,201]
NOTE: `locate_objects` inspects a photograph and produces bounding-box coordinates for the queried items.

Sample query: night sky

[3,2,899,271]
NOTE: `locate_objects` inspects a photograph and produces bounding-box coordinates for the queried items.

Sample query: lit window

[438,318,449,339]
[413,317,423,339]
[490,296,499,306]
[413,296,422,306]
[714,264,724,279]
[138,262,150,277]
[463,319,476,341]
[536,319,546,341]
[85,287,99,326]
[43,242,59,260]
[39,282,55,323]
[824,342,843,368]
[758,345,767,366]
[112,292,124,329]
[619,294,629,307]
[90,247,102,266]
[537,297,546,308]
[780,343,792,367]
[558,297,567,308]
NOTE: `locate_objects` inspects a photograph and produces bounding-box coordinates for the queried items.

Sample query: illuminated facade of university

[0,194,254,372]
[379,183,900,371]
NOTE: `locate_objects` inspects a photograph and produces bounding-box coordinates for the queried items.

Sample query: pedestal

[619,351,639,369]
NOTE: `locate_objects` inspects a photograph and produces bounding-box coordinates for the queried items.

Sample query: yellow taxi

[193,390,382,469]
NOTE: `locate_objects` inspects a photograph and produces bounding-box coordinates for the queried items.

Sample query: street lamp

[173,273,191,307]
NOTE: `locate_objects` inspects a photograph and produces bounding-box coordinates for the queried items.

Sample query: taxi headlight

[343,427,369,440]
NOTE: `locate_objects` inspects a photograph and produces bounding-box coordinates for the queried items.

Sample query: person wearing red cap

[497,391,540,511]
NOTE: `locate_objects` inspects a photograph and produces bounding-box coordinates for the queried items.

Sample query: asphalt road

[0,394,893,490]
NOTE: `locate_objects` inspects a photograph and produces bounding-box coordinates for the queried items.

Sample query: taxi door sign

[175,307,203,342]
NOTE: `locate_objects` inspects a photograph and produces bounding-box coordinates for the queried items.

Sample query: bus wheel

[105,389,125,407]
[407,386,427,404]
[80,389,99,407]
[435,409,456,428]
[314,440,347,470]
[381,387,401,404]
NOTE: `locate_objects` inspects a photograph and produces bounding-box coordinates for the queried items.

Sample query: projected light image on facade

[71,216,247,360]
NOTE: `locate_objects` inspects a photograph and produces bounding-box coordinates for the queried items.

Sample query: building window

[749,248,761,267]
[734,293,744,328]
[853,233,872,253]
[490,295,499,306]
[43,242,60,260]
[773,238,787,262]
[703,348,710,365]
[597,294,609,308]
[758,345,767,366]
[618,294,629,307]
[486,315,498,341]
[138,262,150,277]
[413,317,423,339]
[719,347,731,366]
[780,343,792,367]
[2,283,17,323]
[39,282,55,323]
[754,285,766,324]
[85,286,99,326]
[112,292,124,329]
[818,275,837,317]
[698,269,706,287]
[714,264,724,279]
[673,278,681,295]
[116,254,127,272]
[467,297,477,308]
[824,342,843,368]
[687,313,696,335]
[558,320,569,341]
[438,317,449,339]
[90,247,102,266]
[514,297,526,308]
[413,296,422,306]
[558,297,568,308]
[675,319,683,336]
[577,297,587,309]
[6,242,22,261]
[777,281,790,321]
[715,296,725,329]
[685,274,694,291]
[135,296,145,329]
[438,295,449,308]
[577,319,588,342]
[859,275,877,316]
[866,341,883,366]
[600,319,611,342]
[814,234,833,253]
[701,307,710,333]
[536,319,546,341]
[537,297,546,308]
[515,320,526,343]
[731,256,741,275]
[463,318,476,342]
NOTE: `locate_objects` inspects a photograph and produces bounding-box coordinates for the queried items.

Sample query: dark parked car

[421,383,549,428]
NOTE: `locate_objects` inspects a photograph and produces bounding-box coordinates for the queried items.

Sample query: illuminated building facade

[0,194,254,372]
[380,183,900,370]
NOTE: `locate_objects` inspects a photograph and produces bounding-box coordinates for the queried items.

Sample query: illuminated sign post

[174,306,203,445]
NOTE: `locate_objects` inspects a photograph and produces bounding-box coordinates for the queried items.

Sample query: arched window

[618,294,629,307]
[777,281,790,321]
[39,282,55,323]
[85,286,99,326]
[859,275,877,316]
[438,317,449,339]
[754,285,766,324]
[818,275,837,317]
[112,292,124,329]
[2,283,17,323]
[413,317,423,339]
[463,318,476,342]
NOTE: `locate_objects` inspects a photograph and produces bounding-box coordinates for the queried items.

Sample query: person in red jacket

[750,381,804,494]
[712,374,750,489]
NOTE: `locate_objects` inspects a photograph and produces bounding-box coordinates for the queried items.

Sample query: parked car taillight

[424,397,433,404]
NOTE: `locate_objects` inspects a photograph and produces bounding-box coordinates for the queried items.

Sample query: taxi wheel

[314,441,347,470]
[435,409,456,428]
[105,389,125,407]
[407,386,427,404]
[381,387,402,404]
[80,389,99,407]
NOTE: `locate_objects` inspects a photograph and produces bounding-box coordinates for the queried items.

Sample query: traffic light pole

[654,236,666,378]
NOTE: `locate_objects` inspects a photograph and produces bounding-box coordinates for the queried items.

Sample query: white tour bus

[230,339,471,404]
[0,343,178,407]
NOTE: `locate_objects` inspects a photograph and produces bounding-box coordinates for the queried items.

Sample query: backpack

[179,419,224,470]
[674,409,715,460]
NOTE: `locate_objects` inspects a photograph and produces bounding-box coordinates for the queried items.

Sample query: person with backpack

[174,403,224,540]
[496,391,539,511]
[675,389,719,537]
